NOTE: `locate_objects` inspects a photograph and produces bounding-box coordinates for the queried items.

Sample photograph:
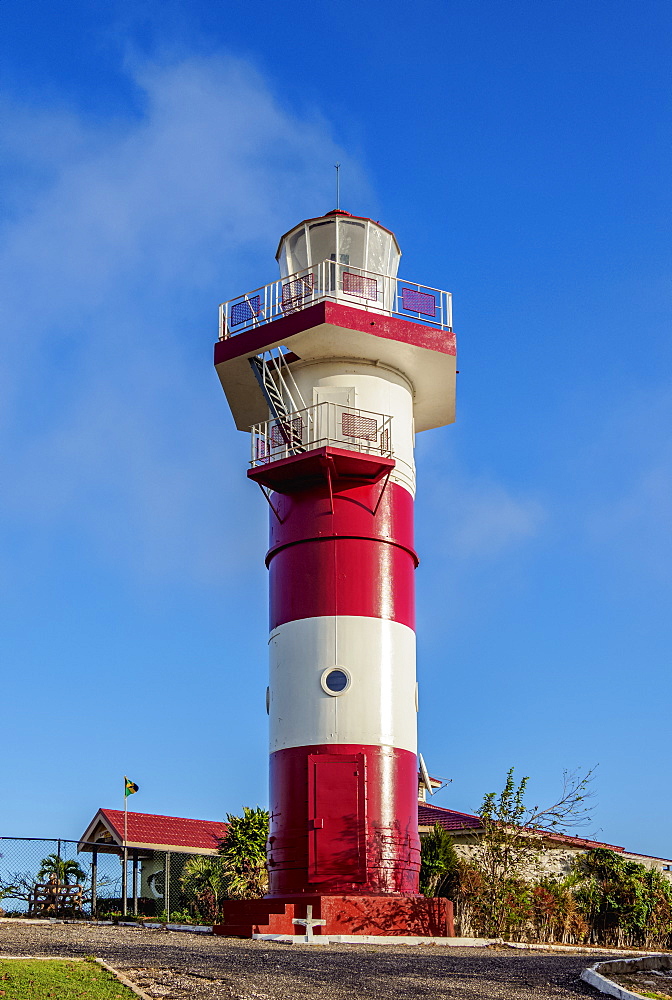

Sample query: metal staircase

[249,349,307,454]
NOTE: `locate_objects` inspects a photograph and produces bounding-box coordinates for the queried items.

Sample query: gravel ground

[0,923,613,999]
[611,968,672,997]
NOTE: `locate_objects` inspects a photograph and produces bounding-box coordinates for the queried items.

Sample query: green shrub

[217,806,269,900]
[420,824,461,899]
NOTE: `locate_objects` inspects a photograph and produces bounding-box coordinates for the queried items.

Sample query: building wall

[419,829,672,883]
[445,834,585,879]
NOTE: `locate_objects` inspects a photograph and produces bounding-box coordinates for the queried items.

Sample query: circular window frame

[320,666,351,697]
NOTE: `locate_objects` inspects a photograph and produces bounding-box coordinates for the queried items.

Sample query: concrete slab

[252,934,498,946]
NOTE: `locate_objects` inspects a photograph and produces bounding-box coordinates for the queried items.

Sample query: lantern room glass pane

[308,220,337,267]
[338,220,366,270]
[288,228,308,274]
[367,225,398,277]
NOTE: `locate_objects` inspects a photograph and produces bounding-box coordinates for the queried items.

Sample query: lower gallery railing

[250,401,393,468]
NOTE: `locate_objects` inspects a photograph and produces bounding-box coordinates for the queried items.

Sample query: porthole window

[320,667,351,696]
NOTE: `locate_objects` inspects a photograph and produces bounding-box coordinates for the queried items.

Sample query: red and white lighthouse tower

[214,211,456,937]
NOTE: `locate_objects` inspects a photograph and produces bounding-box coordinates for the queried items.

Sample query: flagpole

[122,778,128,917]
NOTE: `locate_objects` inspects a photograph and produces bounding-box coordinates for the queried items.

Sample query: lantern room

[276,210,401,279]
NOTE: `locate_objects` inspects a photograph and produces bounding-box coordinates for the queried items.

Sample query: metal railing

[0,836,220,923]
[250,401,393,468]
[219,260,453,340]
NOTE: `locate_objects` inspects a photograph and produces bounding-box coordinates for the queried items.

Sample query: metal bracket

[257,482,285,523]
[325,459,334,515]
[372,467,392,517]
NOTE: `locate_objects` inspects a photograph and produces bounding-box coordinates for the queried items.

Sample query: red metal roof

[542,831,625,852]
[99,809,227,851]
[418,803,483,832]
[418,802,624,852]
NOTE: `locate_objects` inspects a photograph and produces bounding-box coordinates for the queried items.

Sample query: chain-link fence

[0,837,221,924]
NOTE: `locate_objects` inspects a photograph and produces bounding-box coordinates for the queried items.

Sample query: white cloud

[444,479,546,559]
[582,384,672,582]
[417,437,546,562]
[0,53,365,583]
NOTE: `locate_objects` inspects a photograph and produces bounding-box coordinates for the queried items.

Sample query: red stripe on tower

[266,480,417,630]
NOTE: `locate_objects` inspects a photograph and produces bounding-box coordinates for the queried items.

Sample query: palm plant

[217,806,269,899]
[37,854,87,885]
[420,823,461,899]
[180,856,228,922]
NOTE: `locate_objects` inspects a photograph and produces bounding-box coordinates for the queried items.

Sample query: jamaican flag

[124,776,139,797]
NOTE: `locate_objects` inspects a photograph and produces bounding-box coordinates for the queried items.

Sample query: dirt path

[0,922,612,999]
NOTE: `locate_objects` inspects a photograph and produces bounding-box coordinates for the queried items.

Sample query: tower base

[212,895,454,939]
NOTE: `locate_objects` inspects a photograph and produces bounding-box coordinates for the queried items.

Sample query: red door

[307,753,366,882]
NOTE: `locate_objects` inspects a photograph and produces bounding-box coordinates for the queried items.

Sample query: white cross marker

[292,904,327,943]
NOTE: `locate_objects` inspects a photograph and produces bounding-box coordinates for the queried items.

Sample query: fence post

[121,849,128,917]
[132,852,138,917]
[164,852,171,922]
[91,849,98,918]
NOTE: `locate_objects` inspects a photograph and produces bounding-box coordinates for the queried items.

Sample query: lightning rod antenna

[335,163,341,210]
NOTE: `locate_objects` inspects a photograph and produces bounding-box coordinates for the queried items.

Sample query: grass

[0,959,138,999]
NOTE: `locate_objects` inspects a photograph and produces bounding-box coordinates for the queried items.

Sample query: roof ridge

[100,808,226,825]
[417,805,625,852]
[419,803,481,820]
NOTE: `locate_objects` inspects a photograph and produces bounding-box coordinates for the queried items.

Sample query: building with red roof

[78,809,227,856]
[78,809,229,915]
[76,795,671,919]
[418,799,672,879]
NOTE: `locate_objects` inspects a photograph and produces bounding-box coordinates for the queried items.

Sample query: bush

[420,824,461,899]
[217,806,269,900]
[442,846,672,947]
[180,856,228,923]
[573,848,672,949]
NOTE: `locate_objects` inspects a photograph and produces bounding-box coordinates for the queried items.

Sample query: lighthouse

[214,210,456,937]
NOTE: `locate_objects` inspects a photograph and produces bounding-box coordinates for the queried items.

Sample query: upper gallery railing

[250,401,393,468]
[219,260,452,341]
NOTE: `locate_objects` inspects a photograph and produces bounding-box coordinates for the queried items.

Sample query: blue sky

[1,0,670,860]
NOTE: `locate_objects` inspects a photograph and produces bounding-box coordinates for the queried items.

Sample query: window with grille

[380,428,390,453]
[281,273,314,311]
[270,418,303,448]
[342,272,378,301]
[341,412,378,441]
[230,295,261,326]
[401,287,436,317]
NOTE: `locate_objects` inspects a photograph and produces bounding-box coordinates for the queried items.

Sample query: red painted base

[268,745,421,896]
[212,894,454,938]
